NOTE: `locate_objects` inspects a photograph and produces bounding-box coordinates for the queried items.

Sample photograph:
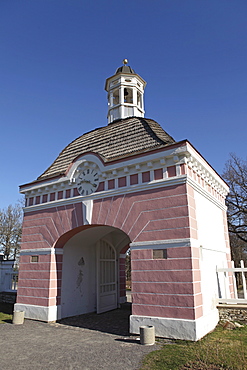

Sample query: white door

[97,239,117,314]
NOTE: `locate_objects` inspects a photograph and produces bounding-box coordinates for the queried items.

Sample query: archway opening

[125,248,131,303]
[60,225,131,320]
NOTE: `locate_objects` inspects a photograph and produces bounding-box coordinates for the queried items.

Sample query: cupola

[105,59,147,124]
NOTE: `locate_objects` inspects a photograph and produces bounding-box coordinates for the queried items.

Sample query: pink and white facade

[15,62,233,340]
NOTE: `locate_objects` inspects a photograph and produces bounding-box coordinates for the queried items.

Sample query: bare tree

[222,154,247,264]
[0,204,23,260]
[229,233,247,265]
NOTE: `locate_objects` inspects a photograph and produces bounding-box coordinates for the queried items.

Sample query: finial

[123,59,128,65]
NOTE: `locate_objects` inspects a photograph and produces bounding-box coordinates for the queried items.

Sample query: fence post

[240,260,247,299]
[232,260,238,299]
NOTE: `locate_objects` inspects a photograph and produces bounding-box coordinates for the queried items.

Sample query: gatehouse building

[15,61,233,340]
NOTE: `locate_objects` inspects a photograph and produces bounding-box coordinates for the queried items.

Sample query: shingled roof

[38,117,175,180]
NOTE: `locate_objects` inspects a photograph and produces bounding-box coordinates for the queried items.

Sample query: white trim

[22,171,226,215]
[130,238,191,250]
[218,298,247,304]
[21,147,189,195]
[20,248,63,256]
[217,267,247,272]
[130,309,219,341]
[14,303,61,321]
[82,199,93,225]
[187,176,227,211]
[22,175,187,213]
[176,164,181,176]
[21,142,228,203]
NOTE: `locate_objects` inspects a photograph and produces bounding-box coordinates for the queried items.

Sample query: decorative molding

[187,176,227,211]
[82,199,93,225]
[22,169,227,214]
[20,147,189,195]
[22,175,187,213]
[20,248,63,255]
[21,143,228,214]
[130,238,192,250]
[186,154,228,196]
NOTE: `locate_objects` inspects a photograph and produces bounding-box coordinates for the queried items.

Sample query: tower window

[113,89,119,105]
[124,88,133,104]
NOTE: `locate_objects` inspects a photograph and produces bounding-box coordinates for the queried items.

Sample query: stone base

[14,303,61,322]
[217,304,247,322]
[130,309,219,341]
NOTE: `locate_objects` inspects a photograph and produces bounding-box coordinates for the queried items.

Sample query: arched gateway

[16,61,233,340]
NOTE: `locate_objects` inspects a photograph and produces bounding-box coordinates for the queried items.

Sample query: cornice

[20,141,228,215]
[22,171,226,214]
[20,147,189,195]
[186,176,227,211]
[22,175,187,213]
[186,153,228,196]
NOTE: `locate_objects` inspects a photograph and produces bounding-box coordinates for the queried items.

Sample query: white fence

[217,260,247,304]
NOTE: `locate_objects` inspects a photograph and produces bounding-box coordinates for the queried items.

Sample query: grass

[0,302,13,323]
[141,323,247,370]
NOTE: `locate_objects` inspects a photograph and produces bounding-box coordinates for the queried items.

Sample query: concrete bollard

[140,325,155,345]
[12,310,25,325]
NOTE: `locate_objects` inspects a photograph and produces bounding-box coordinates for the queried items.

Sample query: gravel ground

[0,304,159,370]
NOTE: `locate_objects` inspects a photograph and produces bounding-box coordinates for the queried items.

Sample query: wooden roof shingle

[38,117,175,180]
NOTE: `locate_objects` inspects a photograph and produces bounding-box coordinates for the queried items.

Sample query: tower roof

[37,117,175,181]
[115,65,135,74]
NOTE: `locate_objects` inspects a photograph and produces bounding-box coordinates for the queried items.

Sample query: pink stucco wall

[21,203,84,250]
[17,253,63,307]
[18,182,194,313]
[92,184,190,243]
[17,203,83,307]
[131,247,202,320]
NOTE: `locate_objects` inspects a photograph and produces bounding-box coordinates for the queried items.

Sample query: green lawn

[141,324,247,370]
[0,302,13,323]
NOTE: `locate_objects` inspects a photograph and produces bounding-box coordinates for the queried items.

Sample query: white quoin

[105,60,147,124]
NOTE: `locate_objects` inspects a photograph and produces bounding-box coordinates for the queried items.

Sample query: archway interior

[125,248,131,302]
[60,225,130,319]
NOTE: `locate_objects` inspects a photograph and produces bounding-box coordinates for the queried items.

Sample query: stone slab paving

[0,310,159,370]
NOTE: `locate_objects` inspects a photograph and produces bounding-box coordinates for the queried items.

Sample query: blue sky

[1,0,247,209]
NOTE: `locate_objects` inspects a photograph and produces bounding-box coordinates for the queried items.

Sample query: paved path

[0,317,158,370]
